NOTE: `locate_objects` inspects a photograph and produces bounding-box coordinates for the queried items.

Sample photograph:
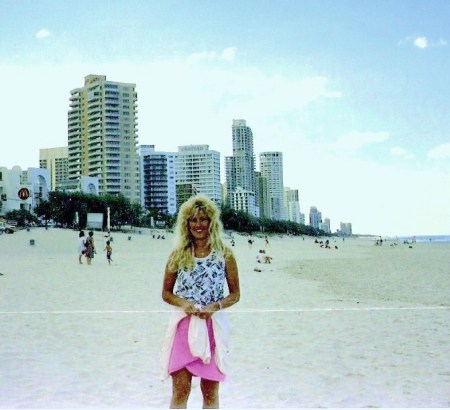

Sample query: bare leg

[170,368,192,409]
[200,378,219,409]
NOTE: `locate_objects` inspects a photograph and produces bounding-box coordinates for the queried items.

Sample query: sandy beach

[0,228,449,408]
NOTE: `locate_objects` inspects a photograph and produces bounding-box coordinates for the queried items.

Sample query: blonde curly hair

[167,195,232,272]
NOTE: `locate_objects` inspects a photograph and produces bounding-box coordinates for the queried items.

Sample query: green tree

[5,209,38,227]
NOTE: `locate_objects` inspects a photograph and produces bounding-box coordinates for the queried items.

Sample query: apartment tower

[259,151,285,220]
[309,206,322,230]
[176,145,221,205]
[67,75,140,202]
[225,119,258,216]
[39,147,68,191]
[140,145,177,215]
[284,187,302,224]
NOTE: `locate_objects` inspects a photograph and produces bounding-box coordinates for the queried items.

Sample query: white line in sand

[0,306,449,314]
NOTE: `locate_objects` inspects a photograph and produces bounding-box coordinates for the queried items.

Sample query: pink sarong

[169,315,225,382]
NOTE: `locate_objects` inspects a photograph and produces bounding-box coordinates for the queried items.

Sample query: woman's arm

[221,254,240,309]
[162,262,198,315]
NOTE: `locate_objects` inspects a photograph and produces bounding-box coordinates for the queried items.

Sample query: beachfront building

[319,217,331,234]
[309,206,322,230]
[259,151,286,221]
[39,147,69,191]
[0,166,50,216]
[284,187,302,224]
[67,74,140,202]
[228,186,257,216]
[56,176,100,195]
[339,222,353,236]
[176,145,221,205]
[140,145,177,215]
[225,119,258,216]
[176,183,199,209]
[256,171,270,219]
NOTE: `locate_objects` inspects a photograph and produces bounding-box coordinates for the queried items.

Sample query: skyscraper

[259,151,285,220]
[176,145,221,205]
[225,119,258,216]
[67,74,140,202]
[140,145,177,215]
[284,187,302,224]
[39,147,68,191]
[309,206,322,229]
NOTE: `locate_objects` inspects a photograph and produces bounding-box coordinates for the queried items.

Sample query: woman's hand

[194,302,220,320]
[181,300,199,315]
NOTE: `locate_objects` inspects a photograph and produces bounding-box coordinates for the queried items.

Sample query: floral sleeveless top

[174,250,226,307]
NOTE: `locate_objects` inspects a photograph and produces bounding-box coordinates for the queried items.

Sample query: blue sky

[1,0,449,236]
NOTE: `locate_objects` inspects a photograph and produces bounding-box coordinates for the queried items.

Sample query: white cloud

[399,35,447,49]
[36,29,51,39]
[390,146,415,160]
[188,47,236,63]
[427,143,450,159]
[414,36,428,49]
[220,47,236,61]
[334,131,389,151]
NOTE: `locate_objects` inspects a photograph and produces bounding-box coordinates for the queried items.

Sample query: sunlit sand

[1,228,449,408]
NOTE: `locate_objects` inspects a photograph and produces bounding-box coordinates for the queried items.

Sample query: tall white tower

[176,145,221,205]
[39,147,68,191]
[259,151,285,220]
[225,119,258,216]
[67,74,140,202]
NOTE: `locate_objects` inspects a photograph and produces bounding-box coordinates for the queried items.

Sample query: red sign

[18,188,30,200]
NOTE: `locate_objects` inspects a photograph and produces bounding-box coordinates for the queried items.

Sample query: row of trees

[220,206,322,236]
[5,191,325,236]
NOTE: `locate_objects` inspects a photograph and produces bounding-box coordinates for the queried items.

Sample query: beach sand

[0,228,449,408]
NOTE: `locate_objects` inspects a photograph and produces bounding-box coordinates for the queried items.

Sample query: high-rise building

[67,74,140,202]
[176,145,221,205]
[39,147,68,191]
[340,222,352,236]
[259,151,285,220]
[309,206,322,229]
[319,217,331,233]
[228,187,257,216]
[225,119,258,216]
[284,187,302,224]
[140,145,177,215]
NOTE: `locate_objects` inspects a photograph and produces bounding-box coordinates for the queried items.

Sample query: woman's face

[188,210,210,242]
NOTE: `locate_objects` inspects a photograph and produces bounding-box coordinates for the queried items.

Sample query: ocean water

[394,235,450,243]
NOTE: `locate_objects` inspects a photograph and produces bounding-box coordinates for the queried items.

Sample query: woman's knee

[200,379,219,407]
[171,369,192,401]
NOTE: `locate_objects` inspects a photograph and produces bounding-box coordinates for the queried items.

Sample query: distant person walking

[104,240,113,265]
[248,233,254,248]
[85,231,96,265]
[78,230,86,264]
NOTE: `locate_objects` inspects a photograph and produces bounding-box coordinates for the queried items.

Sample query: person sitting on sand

[256,249,273,264]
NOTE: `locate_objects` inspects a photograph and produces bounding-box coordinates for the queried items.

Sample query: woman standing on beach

[78,230,86,264]
[85,231,95,265]
[161,195,240,409]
